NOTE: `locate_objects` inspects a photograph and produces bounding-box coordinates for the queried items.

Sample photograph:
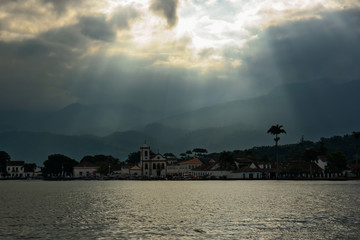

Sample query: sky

[1,0,360,112]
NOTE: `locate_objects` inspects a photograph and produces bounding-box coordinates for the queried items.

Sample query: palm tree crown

[267,124,287,135]
[267,124,286,144]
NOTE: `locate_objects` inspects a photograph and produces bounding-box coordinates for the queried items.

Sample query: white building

[191,161,230,179]
[73,162,99,178]
[120,165,141,177]
[140,144,167,178]
[316,156,327,171]
[229,163,263,179]
[167,158,203,177]
[33,166,43,177]
[6,161,25,178]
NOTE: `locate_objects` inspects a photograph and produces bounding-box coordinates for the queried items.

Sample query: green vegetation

[125,151,141,165]
[218,151,236,170]
[192,148,208,157]
[326,152,347,174]
[80,155,121,175]
[164,152,176,158]
[43,154,78,176]
[1,130,360,178]
[0,151,11,174]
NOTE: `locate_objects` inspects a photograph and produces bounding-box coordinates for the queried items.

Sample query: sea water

[1,180,359,239]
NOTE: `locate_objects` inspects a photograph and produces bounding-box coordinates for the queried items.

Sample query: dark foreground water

[0,180,359,239]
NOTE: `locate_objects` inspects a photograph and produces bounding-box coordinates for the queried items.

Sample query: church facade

[140,144,167,178]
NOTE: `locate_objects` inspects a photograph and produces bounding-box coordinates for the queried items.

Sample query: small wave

[194,229,206,234]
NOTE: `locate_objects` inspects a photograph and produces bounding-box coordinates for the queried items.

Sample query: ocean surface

[0,180,359,239]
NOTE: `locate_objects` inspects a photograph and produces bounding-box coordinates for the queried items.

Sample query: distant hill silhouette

[0,103,167,135]
[155,79,360,140]
[1,79,359,165]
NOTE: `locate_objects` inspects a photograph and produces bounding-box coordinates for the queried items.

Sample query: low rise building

[6,161,25,178]
[230,163,263,179]
[167,158,203,177]
[140,144,167,178]
[73,162,99,178]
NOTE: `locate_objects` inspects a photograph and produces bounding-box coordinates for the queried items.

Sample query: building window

[145,151,148,157]
[145,163,148,169]
[153,164,156,169]
[161,163,164,169]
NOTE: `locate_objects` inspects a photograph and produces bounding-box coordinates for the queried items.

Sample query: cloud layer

[150,0,179,28]
[0,0,359,112]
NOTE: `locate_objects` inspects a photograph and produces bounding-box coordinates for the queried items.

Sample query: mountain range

[1,79,359,165]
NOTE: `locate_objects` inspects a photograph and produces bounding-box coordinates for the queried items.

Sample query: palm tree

[267,124,287,179]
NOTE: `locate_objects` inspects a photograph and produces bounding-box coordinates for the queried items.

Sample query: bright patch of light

[102,0,148,14]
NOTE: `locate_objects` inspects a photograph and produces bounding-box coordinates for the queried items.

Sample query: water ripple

[0,180,360,239]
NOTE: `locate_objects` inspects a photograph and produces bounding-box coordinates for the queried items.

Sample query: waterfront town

[1,140,359,180]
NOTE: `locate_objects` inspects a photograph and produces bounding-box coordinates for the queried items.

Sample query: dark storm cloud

[0,0,20,4]
[16,39,51,57]
[0,23,89,109]
[42,0,74,13]
[150,0,179,28]
[41,25,88,48]
[1,7,360,113]
[79,7,140,42]
[0,3,142,110]
[79,15,116,42]
[268,9,360,81]
[239,8,360,90]
[0,35,81,110]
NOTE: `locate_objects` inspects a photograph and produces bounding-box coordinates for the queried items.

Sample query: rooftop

[7,161,24,166]
[179,158,202,165]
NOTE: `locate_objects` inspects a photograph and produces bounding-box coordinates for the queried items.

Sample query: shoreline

[1,177,360,181]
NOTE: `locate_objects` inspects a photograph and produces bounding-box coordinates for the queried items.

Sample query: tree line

[1,126,359,177]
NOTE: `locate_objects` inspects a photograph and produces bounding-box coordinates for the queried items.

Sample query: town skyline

[1,130,359,180]
[1,1,360,163]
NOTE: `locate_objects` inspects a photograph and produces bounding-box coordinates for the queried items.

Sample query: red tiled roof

[179,158,202,165]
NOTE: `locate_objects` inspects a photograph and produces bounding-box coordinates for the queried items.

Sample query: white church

[140,144,167,178]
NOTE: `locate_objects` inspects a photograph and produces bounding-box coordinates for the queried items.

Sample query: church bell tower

[140,144,150,176]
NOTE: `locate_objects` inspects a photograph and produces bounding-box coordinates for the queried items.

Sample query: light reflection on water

[0,180,359,239]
